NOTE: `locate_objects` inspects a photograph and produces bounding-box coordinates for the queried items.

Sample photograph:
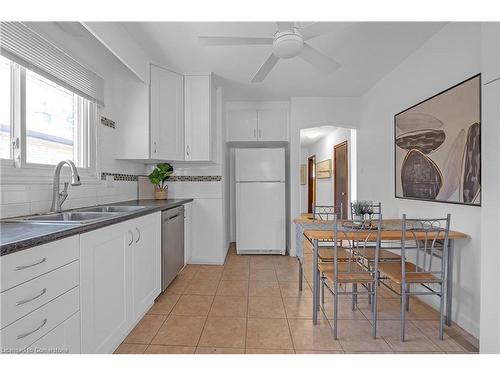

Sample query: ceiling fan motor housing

[272,31,304,59]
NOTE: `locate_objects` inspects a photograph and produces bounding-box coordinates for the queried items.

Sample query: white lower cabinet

[130,213,161,319]
[28,312,81,354]
[184,202,193,265]
[80,212,161,353]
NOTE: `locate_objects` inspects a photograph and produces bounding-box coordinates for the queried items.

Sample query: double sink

[5,205,146,225]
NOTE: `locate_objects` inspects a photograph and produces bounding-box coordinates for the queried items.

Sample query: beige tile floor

[114,244,478,354]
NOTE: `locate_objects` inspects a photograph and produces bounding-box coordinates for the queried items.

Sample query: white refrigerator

[235,148,286,255]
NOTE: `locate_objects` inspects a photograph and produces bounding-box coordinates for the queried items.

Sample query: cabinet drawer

[27,312,80,354]
[0,236,79,292]
[1,261,79,329]
[0,287,79,352]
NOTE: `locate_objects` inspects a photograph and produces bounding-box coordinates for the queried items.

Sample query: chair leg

[321,272,325,305]
[439,282,445,340]
[372,281,378,338]
[352,283,357,311]
[298,259,303,291]
[333,283,339,340]
[401,284,406,342]
[316,268,321,311]
[405,284,410,312]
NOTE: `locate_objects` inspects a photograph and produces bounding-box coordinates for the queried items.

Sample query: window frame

[0,58,99,184]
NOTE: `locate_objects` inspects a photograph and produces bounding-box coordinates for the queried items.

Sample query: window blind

[0,22,105,106]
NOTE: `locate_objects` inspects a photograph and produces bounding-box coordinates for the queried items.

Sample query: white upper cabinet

[150,64,184,161]
[184,74,213,161]
[257,108,289,141]
[226,103,289,142]
[227,109,258,141]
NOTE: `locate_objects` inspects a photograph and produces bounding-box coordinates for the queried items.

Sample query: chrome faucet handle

[59,182,69,207]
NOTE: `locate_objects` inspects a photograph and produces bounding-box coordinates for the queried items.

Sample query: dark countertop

[0,199,193,257]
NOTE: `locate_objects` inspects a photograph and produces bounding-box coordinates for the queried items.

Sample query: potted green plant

[148,163,173,200]
[351,200,374,224]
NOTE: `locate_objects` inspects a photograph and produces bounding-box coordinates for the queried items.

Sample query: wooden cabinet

[226,105,289,142]
[150,64,184,160]
[184,74,213,161]
[80,212,161,353]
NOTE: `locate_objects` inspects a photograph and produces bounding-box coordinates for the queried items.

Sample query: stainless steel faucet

[50,160,82,212]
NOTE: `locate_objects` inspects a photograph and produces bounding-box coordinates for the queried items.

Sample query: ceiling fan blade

[251,53,280,83]
[299,43,340,73]
[300,22,337,41]
[199,36,274,46]
[276,22,295,32]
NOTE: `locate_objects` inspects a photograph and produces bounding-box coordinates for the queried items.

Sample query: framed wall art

[394,74,481,206]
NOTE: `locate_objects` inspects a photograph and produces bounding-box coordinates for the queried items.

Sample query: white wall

[301,127,352,208]
[289,97,360,255]
[479,23,500,354]
[357,23,482,338]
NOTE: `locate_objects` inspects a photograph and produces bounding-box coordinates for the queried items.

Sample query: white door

[130,214,161,321]
[150,65,184,160]
[227,109,258,141]
[80,222,129,354]
[185,74,211,161]
[257,108,289,141]
[236,182,285,251]
[235,148,285,182]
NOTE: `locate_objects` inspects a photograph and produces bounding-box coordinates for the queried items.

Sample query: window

[0,56,94,169]
[0,55,11,160]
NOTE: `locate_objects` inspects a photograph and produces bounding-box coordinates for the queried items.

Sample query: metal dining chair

[318,214,382,339]
[378,214,451,341]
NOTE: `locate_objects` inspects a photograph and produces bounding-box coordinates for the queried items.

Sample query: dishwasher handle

[163,207,184,221]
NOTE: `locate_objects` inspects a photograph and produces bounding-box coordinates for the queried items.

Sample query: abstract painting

[394,74,481,206]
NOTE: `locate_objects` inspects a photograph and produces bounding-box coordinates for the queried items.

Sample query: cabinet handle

[186,145,190,156]
[17,318,47,340]
[154,141,157,154]
[15,258,47,271]
[16,288,47,306]
[259,129,262,139]
[128,230,134,246]
[135,227,141,243]
[253,129,256,138]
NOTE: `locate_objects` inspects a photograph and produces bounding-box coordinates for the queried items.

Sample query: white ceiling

[122,22,445,100]
[300,126,338,147]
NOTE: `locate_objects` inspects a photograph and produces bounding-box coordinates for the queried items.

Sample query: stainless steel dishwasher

[161,205,185,291]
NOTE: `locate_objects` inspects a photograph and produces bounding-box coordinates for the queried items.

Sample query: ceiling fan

[198,22,341,83]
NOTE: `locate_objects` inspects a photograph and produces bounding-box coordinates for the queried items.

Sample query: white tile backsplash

[0,181,138,219]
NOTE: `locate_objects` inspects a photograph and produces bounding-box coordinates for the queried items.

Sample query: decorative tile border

[100,173,222,182]
[101,172,138,182]
[101,116,116,129]
[168,176,222,182]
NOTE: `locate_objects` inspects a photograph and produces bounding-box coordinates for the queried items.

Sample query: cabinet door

[227,109,258,141]
[185,75,211,161]
[257,108,289,141]
[150,65,184,160]
[130,213,161,320]
[184,202,193,265]
[80,222,130,354]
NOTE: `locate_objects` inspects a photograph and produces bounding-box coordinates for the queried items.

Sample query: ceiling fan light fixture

[272,31,303,59]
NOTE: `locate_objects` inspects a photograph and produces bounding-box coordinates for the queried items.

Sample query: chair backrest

[401,214,451,282]
[313,204,343,221]
[331,214,382,282]
[350,201,382,220]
